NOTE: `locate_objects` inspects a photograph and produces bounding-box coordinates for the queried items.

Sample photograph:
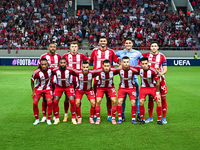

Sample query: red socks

[90,106,95,119]
[33,100,39,119]
[112,106,117,118]
[53,100,59,119]
[156,106,162,121]
[95,106,101,118]
[117,105,122,119]
[76,106,81,118]
[162,96,167,118]
[42,101,47,117]
[106,96,112,117]
[148,97,154,118]
[131,105,136,120]
[64,101,69,114]
[139,105,145,120]
[70,100,76,119]
[47,101,52,120]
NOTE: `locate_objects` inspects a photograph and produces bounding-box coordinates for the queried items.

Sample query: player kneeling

[138,57,163,125]
[31,58,53,125]
[52,58,77,125]
[95,60,118,125]
[73,61,98,124]
[117,56,139,124]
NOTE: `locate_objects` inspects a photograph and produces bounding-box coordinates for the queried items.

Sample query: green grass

[0,66,200,150]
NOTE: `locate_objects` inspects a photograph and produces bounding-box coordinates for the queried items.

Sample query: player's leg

[130,99,137,124]
[155,96,163,125]
[160,78,168,124]
[76,98,82,124]
[122,94,127,122]
[105,92,112,122]
[53,96,61,124]
[86,90,96,124]
[41,96,47,122]
[110,97,117,124]
[63,95,69,122]
[93,79,98,122]
[134,76,141,122]
[45,90,53,125]
[145,95,154,123]
[139,98,145,125]
[33,99,40,125]
[95,97,103,124]
[117,88,126,124]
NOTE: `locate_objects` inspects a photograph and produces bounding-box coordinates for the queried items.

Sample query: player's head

[103,59,111,73]
[140,57,149,70]
[82,61,90,75]
[99,36,107,49]
[150,40,159,54]
[40,58,49,71]
[125,37,133,50]
[122,56,130,70]
[70,41,79,54]
[48,43,56,55]
[59,58,67,71]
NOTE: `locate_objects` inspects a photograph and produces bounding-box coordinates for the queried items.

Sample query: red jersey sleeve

[112,51,120,63]
[130,66,139,75]
[142,52,148,57]
[81,54,88,61]
[31,69,39,81]
[89,50,95,63]
[161,54,167,66]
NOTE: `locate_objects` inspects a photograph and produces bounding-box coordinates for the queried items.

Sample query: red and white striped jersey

[89,48,120,69]
[62,52,88,69]
[73,69,98,90]
[52,67,74,88]
[40,52,61,68]
[117,67,139,88]
[31,68,52,90]
[137,66,159,87]
[142,52,167,73]
[96,67,119,88]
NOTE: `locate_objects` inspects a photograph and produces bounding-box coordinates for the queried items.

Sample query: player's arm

[31,78,36,98]
[112,51,121,65]
[88,50,95,64]
[158,57,167,77]
[155,80,161,100]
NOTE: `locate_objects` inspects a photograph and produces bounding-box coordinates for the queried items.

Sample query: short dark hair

[70,41,78,45]
[40,58,48,62]
[140,57,148,62]
[122,56,130,60]
[59,58,66,62]
[150,40,159,46]
[125,37,132,42]
[49,43,56,46]
[82,61,89,65]
[103,59,110,64]
[99,36,107,41]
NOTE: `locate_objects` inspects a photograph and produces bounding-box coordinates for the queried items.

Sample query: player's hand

[31,91,36,99]
[155,92,161,100]
[117,65,122,69]
[158,73,162,77]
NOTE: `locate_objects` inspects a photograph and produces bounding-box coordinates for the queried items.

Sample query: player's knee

[156,100,162,106]
[90,100,95,107]
[118,100,123,106]
[161,95,166,98]
[131,100,136,106]
[33,100,38,106]
[139,99,144,105]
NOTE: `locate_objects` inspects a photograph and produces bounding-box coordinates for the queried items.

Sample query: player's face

[150,43,159,53]
[140,60,149,70]
[103,63,111,73]
[122,59,130,69]
[59,59,67,68]
[49,44,56,54]
[125,40,133,50]
[40,60,48,71]
[82,64,89,74]
[70,44,78,54]
[99,38,107,48]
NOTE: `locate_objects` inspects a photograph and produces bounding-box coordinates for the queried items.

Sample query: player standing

[117,56,139,124]
[39,43,61,122]
[95,60,118,125]
[89,36,121,121]
[73,61,97,124]
[137,57,163,125]
[52,58,77,125]
[116,38,143,122]
[62,41,89,122]
[142,41,168,124]
[31,58,53,125]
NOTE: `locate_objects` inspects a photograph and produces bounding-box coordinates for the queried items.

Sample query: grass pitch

[0,66,200,150]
